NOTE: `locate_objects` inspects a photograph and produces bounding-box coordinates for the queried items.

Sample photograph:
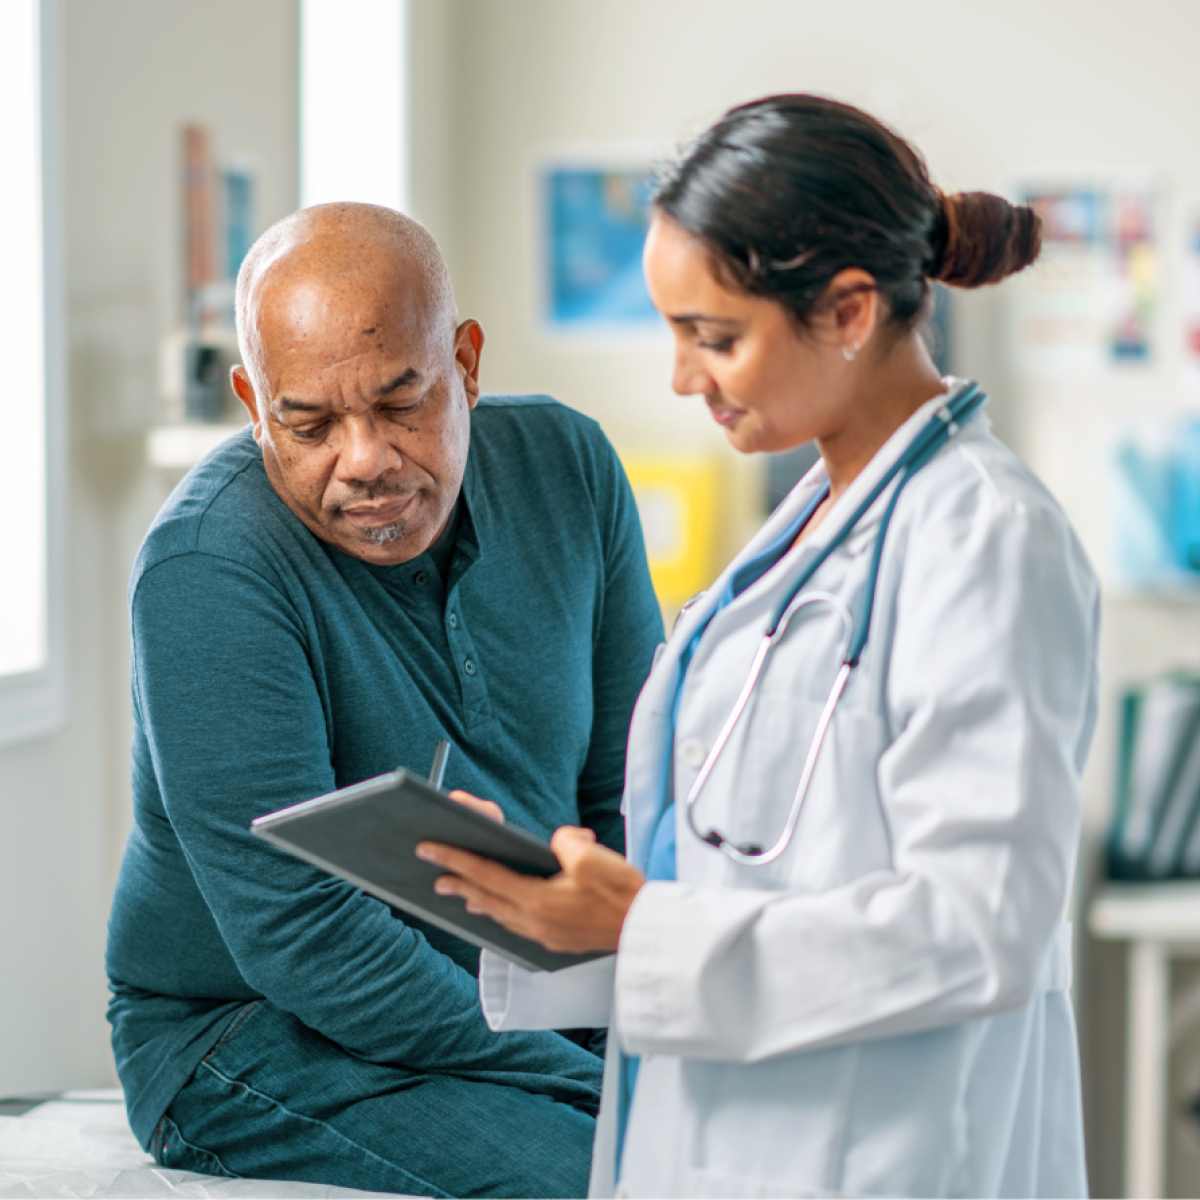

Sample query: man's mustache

[328,478,416,513]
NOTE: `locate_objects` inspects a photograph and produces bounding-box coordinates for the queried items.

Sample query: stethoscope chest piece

[683,590,853,867]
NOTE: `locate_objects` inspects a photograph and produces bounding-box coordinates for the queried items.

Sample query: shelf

[146,423,248,469]
[1105,586,1200,606]
[1089,881,1200,942]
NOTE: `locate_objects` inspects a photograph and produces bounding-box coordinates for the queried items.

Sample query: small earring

[842,341,860,362]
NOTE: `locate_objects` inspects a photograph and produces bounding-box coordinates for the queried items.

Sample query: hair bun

[930,191,1042,287]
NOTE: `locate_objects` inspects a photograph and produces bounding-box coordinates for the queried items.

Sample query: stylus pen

[428,739,452,791]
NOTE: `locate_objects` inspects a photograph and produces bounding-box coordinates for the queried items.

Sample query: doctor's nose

[671,345,715,398]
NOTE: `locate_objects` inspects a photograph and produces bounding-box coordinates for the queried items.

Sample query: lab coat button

[464,658,477,676]
[680,738,706,769]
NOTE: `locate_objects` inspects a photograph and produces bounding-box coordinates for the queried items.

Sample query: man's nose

[335,414,397,482]
[671,344,713,397]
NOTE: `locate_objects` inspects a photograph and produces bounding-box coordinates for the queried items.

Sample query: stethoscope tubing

[684,383,987,867]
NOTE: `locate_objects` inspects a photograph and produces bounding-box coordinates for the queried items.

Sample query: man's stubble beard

[327,477,415,547]
[362,519,409,546]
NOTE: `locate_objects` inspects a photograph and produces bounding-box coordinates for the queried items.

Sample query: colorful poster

[542,163,658,330]
[1012,180,1158,377]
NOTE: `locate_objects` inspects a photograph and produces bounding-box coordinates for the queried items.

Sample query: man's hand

[417,794,645,955]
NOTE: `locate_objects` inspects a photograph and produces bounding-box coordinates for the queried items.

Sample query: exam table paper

[0,1090,412,1199]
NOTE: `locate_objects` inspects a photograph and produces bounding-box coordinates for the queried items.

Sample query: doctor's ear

[820,269,880,359]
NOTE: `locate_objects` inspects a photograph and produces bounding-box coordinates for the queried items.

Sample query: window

[0,0,65,746]
[300,0,408,211]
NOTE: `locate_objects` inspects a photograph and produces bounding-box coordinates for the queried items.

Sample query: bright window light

[0,0,64,746]
[300,0,408,212]
[0,0,46,679]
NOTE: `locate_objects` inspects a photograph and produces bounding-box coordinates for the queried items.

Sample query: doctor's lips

[705,398,746,427]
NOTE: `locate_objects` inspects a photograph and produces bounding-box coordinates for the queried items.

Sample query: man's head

[232,203,484,566]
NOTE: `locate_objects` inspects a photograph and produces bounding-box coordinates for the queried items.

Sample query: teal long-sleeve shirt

[106,395,664,1146]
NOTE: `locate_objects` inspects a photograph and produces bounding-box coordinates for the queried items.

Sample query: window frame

[0,0,66,748]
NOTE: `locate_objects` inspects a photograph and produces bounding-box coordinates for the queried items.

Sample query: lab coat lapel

[623,469,831,869]
[718,382,979,617]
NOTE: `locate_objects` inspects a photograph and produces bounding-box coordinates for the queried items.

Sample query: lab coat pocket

[684,1166,858,1198]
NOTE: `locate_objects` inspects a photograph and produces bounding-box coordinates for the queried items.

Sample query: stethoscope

[683,382,988,866]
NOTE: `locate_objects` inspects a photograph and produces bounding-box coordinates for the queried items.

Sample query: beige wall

[0,0,299,1097]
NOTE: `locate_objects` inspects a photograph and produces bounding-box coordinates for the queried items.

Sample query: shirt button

[463,658,476,676]
[413,571,428,586]
[448,612,459,629]
[680,738,706,770]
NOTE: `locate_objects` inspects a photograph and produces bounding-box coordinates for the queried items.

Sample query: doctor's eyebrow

[668,313,742,327]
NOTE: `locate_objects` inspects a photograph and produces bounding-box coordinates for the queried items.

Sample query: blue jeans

[148,1001,602,1197]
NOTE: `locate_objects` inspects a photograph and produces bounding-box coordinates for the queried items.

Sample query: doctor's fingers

[417,842,534,902]
[550,828,644,896]
[548,825,598,862]
[446,790,505,823]
[419,846,562,944]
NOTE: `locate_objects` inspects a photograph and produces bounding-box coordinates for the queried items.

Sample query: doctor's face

[643,214,849,455]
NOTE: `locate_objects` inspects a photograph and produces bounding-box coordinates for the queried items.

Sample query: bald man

[106,205,663,1197]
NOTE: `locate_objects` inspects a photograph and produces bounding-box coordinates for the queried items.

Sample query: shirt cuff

[479,948,617,1031]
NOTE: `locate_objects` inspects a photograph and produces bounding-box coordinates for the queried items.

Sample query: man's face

[233,272,484,566]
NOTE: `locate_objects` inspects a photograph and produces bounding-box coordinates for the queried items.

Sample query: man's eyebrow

[378,368,423,394]
[274,368,424,414]
[276,397,326,413]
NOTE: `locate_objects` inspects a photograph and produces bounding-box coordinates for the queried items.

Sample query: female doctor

[419,94,1099,1199]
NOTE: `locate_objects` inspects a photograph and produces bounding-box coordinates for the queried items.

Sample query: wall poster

[1183,195,1200,398]
[1011,178,1159,377]
[538,155,660,332]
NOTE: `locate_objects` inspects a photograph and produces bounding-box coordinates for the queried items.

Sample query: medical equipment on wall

[684,382,988,866]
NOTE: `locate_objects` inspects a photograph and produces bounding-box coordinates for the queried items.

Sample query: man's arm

[132,551,601,1088]
[574,443,665,851]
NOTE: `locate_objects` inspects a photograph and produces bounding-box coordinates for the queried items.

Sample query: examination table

[0,1090,412,1198]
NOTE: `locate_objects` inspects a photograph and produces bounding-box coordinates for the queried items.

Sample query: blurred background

[3,1,1200,1195]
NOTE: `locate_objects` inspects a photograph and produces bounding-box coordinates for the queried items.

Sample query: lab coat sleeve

[480,949,616,1031]
[614,490,1099,1063]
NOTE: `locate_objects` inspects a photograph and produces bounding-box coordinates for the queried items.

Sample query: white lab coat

[481,384,1100,1199]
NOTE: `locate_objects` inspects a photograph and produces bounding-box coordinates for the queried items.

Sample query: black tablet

[250,769,605,972]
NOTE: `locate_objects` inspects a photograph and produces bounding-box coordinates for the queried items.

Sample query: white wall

[0,0,299,1098]
[424,2,1200,1193]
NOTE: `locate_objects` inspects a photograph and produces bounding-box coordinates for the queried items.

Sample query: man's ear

[231,365,263,439]
[454,319,485,409]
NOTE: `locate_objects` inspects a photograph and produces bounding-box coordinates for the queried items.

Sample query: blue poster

[545,166,658,327]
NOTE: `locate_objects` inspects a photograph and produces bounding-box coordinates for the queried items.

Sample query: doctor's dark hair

[651,94,1041,328]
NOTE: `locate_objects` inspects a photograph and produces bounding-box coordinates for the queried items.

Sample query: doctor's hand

[416,805,645,955]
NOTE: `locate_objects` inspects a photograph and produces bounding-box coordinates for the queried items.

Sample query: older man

[105,204,663,1197]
